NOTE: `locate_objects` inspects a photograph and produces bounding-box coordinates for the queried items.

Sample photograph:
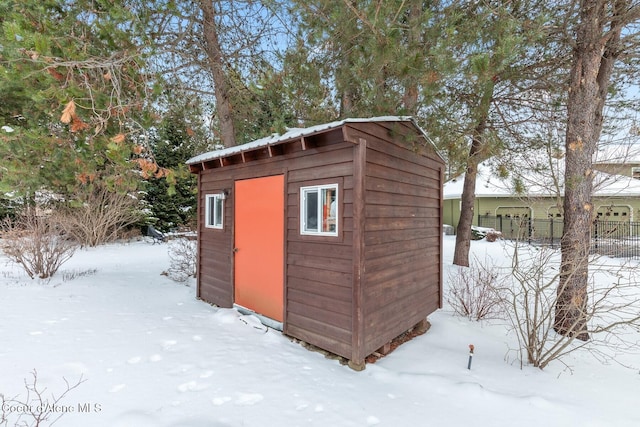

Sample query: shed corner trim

[342,126,364,145]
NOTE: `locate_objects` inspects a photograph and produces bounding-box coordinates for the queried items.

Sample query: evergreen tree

[142,0,294,146]
[0,0,163,201]
[444,1,561,266]
[557,0,640,340]
[287,0,442,119]
[288,1,564,266]
[233,63,299,141]
[142,104,205,232]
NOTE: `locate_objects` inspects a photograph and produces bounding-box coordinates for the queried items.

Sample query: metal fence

[477,215,640,259]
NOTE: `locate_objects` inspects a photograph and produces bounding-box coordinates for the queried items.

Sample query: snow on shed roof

[187,116,433,165]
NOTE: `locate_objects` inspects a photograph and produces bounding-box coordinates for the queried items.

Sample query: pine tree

[288,1,565,267]
[431,1,567,267]
[556,0,640,340]
[0,0,162,201]
[142,0,294,146]
[288,0,441,119]
[142,105,205,232]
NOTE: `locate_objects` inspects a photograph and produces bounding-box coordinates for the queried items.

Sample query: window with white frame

[205,193,224,229]
[300,184,338,236]
[632,167,640,179]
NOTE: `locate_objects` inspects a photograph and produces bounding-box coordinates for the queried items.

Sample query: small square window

[300,184,338,236]
[205,194,224,229]
[632,167,640,179]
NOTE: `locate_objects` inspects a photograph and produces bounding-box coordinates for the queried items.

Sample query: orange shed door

[234,175,284,322]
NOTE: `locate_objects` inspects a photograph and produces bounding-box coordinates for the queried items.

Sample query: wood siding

[197,134,356,359]
[194,119,444,366]
[197,174,234,307]
[345,122,444,360]
[286,144,356,358]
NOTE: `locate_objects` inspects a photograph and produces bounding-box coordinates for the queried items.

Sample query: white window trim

[205,193,224,229]
[632,166,640,179]
[300,184,338,236]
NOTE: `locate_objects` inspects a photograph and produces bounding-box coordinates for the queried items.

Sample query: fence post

[629,222,638,258]
[476,215,640,260]
[632,220,637,259]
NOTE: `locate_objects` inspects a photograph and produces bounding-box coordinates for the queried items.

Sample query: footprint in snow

[366,416,380,425]
[29,331,43,336]
[149,354,163,362]
[212,396,232,406]
[127,356,142,364]
[162,340,178,350]
[234,392,264,406]
[199,370,214,379]
[177,380,210,392]
[192,335,203,342]
[167,364,194,375]
[294,401,323,412]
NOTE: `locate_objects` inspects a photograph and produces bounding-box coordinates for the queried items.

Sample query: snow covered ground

[0,236,638,427]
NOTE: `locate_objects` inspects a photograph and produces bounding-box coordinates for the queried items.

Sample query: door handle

[233,247,239,253]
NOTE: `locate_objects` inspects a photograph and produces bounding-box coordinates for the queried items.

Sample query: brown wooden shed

[187,117,444,368]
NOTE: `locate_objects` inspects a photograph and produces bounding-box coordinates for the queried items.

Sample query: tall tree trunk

[555,0,626,340]
[453,80,494,267]
[452,121,486,267]
[199,0,237,148]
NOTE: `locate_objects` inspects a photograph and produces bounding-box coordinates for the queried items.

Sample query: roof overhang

[187,116,442,173]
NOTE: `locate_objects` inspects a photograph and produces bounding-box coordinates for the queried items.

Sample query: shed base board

[233,304,284,331]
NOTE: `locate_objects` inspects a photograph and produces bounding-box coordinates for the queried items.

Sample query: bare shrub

[446,255,506,321]
[0,212,77,280]
[166,237,197,283]
[0,370,85,427]
[56,185,143,247]
[500,242,564,368]
[501,240,640,370]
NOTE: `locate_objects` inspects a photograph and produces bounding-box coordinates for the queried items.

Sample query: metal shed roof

[186,116,436,166]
